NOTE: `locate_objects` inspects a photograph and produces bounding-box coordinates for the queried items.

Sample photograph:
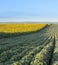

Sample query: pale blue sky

[0,0,58,21]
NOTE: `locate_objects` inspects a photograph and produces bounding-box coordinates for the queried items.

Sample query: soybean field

[0,24,58,65]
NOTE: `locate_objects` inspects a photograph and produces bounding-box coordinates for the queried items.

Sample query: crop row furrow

[30,37,55,65]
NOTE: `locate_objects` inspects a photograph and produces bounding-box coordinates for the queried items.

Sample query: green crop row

[30,38,54,65]
[51,35,58,65]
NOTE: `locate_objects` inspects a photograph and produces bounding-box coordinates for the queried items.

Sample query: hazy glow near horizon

[0,0,58,22]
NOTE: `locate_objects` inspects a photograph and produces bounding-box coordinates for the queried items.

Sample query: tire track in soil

[49,36,56,65]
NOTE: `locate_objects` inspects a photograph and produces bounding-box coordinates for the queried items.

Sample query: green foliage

[0,24,58,65]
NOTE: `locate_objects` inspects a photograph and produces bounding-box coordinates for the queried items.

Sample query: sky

[0,0,58,22]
